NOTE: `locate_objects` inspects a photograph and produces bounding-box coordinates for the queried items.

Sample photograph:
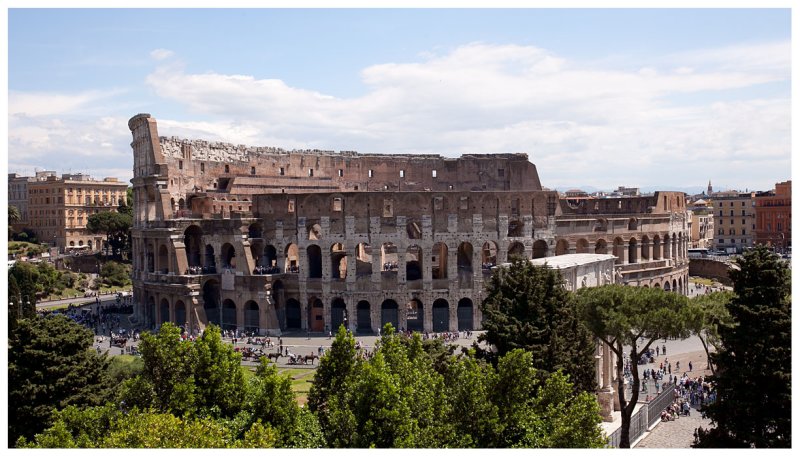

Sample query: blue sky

[7,7,793,192]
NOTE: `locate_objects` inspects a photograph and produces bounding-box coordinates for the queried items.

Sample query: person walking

[688,361,693,372]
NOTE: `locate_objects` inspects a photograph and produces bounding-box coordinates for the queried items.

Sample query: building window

[432,169,437,178]
[280,167,285,176]
[368,169,373,178]
[400,170,405,178]
[225,165,230,173]
[333,198,343,212]
[179,160,183,170]
[338,169,344,177]
[200,163,205,173]
[251,166,256,175]
[498,169,505,177]
[287,199,295,213]
[308,168,314,177]
[741,229,746,235]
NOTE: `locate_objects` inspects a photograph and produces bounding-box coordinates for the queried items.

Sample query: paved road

[35,292,125,310]
[636,404,712,448]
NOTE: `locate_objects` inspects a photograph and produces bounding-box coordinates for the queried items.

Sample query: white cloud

[8,40,790,191]
[150,48,175,61]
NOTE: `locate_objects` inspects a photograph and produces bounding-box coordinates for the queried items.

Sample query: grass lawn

[689,277,715,286]
[241,366,316,405]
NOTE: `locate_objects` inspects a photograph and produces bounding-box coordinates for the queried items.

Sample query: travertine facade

[128,113,689,336]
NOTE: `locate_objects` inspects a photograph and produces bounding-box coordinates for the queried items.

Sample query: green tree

[307,324,359,445]
[20,405,279,448]
[192,325,247,417]
[98,261,132,288]
[247,360,325,447]
[9,261,39,317]
[443,350,501,447]
[86,211,132,259]
[480,258,597,393]
[683,291,733,376]
[694,246,791,448]
[8,314,112,446]
[9,204,21,239]
[576,285,688,448]
[120,322,197,415]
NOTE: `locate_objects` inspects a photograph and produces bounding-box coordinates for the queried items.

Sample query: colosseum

[128,113,689,336]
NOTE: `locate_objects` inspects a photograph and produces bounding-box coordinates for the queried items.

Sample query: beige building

[25,173,129,252]
[710,190,756,253]
[8,172,38,229]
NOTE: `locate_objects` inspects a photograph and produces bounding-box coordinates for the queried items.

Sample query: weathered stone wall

[688,258,734,286]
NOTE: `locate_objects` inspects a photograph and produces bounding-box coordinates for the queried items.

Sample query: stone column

[423,301,433,333]
[236,302,245,332]
[169,299,176,324]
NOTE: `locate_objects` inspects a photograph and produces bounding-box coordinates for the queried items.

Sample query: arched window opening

[331,243,348,279]
[532,240,547,259]
[508,241,526,260]
[356,243,373,276]
[184,225,203,268]
[284,243,299,273]
[482,241,498,271]
[432,299,450,332]
[406,245,423,281]
[507,219,524,237]
[406,298,423,332]
[457,298,474,331]
[307,245,322,279]
[221,243,236,269]
[432,242,448,279]
[555,239,569,256]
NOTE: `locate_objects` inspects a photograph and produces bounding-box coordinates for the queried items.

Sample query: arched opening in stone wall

[380,299,399,331]
[184,225,203,268]
[457,298,473,331]
[160,298,170,326]
[457,242,473,287]
[272,280,285,330]
[331,243,348,279]
[432,242,448,279]
[264,245,277,270]
[628,238,639,264]
[507,219,524,237]
[654,282,661,289]
[175,300,186,328]
[308,223,322,241]
[285,243,299,273]
[664,282,671,292]
[158,244,169,274]
[309,297,324,332]
[678,277,683,295]
[406,245,423,281]
[532,240,548,259]
[406,298,423,332]
[203,279,221,327]
[285,298,301,330]
[673,279,678,293]
[628,218,638,231]
[407,221,422,239]
[356,242,373,276]
[641,235,651,261]
[671,234,677,259]
[555,239,569,256]
[221,243,236,269]
[614,237,625,264]
[148,296,156,327]
[244,301,259,333]
[381,242,398,272]
[248,222,263,239]
[178,198,185,210]
[432,299,450,332]
[576,238,590,254]
[595,239,608,255]
[652,235,661,260]
[307,245,322,279]
[331,298,346,332]
[508,241,526,260]
[250,240,265,268]
[356,300,372,333]
[482,241,498,270]
[222,299,237,330]
[204,245,216,272]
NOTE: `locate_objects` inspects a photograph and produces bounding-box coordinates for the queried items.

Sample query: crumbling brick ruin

[129,113,689,335]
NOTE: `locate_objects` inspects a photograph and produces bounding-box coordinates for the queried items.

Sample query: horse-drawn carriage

[110,336,128,347]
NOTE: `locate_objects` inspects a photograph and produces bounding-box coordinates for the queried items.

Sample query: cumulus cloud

[8,40,790,190]
[150,48,175,61]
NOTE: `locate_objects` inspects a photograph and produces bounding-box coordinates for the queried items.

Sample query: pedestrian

[656,346,660,356]
[668,363,672,375]
[688,361,693,372]
[662,344,666,355]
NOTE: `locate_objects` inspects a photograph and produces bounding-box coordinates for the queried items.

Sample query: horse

[266,352,282,363]
[303,354,319,365]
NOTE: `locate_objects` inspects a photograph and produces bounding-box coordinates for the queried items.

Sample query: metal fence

[606,386,676,448]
